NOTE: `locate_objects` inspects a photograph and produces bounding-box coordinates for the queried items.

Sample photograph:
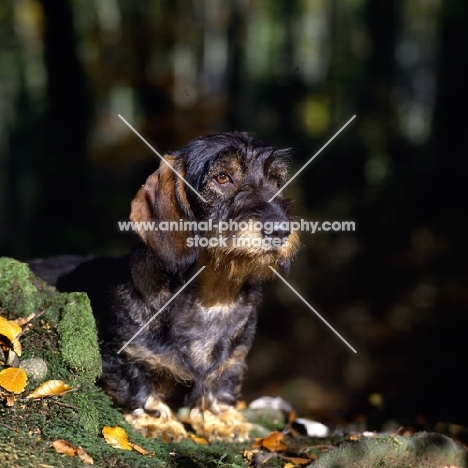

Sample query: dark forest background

[1,0,467,428]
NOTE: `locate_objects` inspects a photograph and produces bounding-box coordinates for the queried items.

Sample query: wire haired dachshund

[30,131,300,441]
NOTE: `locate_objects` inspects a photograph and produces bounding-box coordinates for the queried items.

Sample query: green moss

[57,292,102,384]
[0,257,45,318]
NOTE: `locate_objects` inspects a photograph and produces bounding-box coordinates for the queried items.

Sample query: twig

[53,401,79,411]
[0,422,17,432]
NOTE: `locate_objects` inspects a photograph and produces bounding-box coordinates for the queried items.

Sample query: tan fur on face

[204,230,300,283]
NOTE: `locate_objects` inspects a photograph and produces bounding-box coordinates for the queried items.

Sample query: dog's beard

[204,228,300,282]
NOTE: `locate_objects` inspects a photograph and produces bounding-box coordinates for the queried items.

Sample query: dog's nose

[263,224,291,240]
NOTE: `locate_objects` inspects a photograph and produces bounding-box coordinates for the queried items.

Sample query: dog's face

[130,132,299,280]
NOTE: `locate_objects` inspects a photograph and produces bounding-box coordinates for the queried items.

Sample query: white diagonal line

[118,114,207,202]
[269,115,357,202]
[269,266,357,353]
[117,266,206,354]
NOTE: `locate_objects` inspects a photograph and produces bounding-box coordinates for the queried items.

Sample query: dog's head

[130,132,300,280]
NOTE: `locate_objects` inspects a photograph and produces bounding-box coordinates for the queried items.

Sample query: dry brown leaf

[283,463,295,468]
[27,380,72,399]
[5,394,17,407]
[252,431,287,452]
[188,433,209,445]
[13,313,36,327]
[0,367,27,394]
[52,439,94,464]
[129,442,148,455]
[52,439,76,456]
[102,426,132,450]
[76,446,94,464]
[282,455,314,465]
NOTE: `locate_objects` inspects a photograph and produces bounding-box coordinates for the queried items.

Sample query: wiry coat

[33,132,299,440]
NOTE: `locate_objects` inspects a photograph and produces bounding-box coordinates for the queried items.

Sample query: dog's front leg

[124,395,187,442]
[189,348,252,441]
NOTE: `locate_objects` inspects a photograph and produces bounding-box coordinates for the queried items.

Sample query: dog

[30,132,300,441]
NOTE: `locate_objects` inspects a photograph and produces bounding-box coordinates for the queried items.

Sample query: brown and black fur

[30,132,299,441]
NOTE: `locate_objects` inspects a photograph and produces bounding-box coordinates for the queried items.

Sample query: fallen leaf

[188,433,209,445]
[13,313,36,327]
[27,380,72,399]
[0,318,22,342]
[283,463,295,468]
[0,367,27,394]
[0,318,22,356]
[282,455,314,465]
[76,446,94,464]
[236,400,247,410]
[11,339,22,357]
[252,431,287,452]
[52,440,94,464]
[5,394,17,406]
[243,449,260,462]
[102,426,132,450]
[52,439,76,456]
[129,442,148,455]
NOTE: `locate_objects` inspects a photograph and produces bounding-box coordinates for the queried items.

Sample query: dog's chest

[170,299,253,371]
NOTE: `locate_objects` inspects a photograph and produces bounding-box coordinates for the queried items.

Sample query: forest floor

[0,257,467,468]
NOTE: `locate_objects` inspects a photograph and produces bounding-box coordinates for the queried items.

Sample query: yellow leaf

[243,449,260,462]
[252,431,287,452]
[102,426,132,450]
[129,442,148,455]
[188,433,209,445]
[0,367,27,394]
[52,439,76,456]
[27,380,72,399]
[236,400,247,410]
[0,318,21,342]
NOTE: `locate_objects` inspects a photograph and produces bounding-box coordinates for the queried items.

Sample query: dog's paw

[189,407,251,442]
[125,397,187,442]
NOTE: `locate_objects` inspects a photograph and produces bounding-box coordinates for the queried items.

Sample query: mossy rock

[309,432,468,468]
[57,292,101,385]
[0,257,47,319]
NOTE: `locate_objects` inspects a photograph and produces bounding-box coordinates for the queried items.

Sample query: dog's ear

[130,156,198,273]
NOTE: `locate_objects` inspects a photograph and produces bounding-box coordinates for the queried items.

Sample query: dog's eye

[214,173,232,185]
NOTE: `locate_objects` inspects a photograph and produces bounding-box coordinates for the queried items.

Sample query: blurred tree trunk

[226,0,246,130]
[33,0,92,255]
[432,1,468,223]
[361,0,399,132]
